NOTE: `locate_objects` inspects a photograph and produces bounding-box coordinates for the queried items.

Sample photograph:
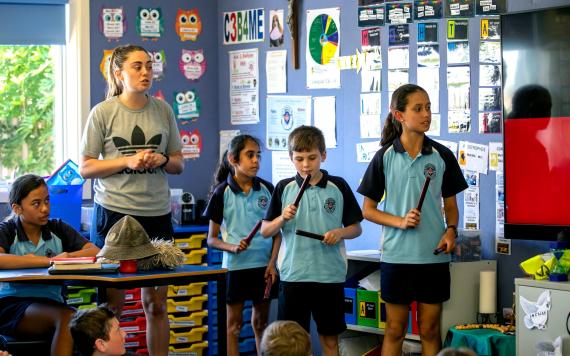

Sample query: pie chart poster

[306,7,341,89]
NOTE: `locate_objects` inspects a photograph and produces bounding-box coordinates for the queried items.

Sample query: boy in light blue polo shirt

[262,125,363,356]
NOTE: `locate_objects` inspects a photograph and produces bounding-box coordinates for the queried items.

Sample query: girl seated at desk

[0,174,99,356]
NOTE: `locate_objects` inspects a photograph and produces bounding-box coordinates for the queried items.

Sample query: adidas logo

[112,125,163,175]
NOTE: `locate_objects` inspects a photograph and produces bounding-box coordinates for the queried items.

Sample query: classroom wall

[215,0,569,313]
[88,0,219,202]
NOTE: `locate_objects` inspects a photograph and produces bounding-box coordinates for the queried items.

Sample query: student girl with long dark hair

[203,134,280,356]
[358,84,467,355]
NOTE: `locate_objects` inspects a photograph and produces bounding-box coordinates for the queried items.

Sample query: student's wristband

[160,153,169,168]
[446,225,458,238]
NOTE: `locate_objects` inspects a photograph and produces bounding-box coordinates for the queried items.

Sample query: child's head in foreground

[261,320,312,356]
[69,305,126,356]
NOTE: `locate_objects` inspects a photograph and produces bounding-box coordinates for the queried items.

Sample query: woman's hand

[142,151,167,169]
[126,150,152,170]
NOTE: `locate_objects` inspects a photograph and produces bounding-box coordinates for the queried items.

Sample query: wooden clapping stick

[293,174,311,207]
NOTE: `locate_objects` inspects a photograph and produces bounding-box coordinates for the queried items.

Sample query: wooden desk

[0,265,228,355]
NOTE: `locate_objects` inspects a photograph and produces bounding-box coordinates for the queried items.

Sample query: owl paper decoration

[100,8,125,41]
[149,50,166,81]
[173,90,201,121]
[175,8,202,42]
[137,7,163,40]
[180,129,202,159]
[99,50,113,81]
[178,49,206,81]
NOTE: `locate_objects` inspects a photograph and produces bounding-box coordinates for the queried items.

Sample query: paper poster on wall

[488,142,503,171]
[360,93,382,138]
[496,171,504,237]
[388,47,409,69]
[266,50,287,94]
[219,130,240,159]
[417,67,440,113]
[447,41,470,64]
[480,18,501,40]
[387,69,409,91]
[447,19,468,40]
[356,141,381,162]
[463,186,480,229]
[479,64,501,86]
[180,129,201,159]
[313,96,337,148]
[388,24,409,46]
[358,4,385,27]
[306,8,341,89]
[175,9,202,42]
[229,48,259,125]
[458,141,489,174]
[479,112,502,134]
[179,49,206,81]
[495,237,510,254]
[479,87,501,112]
[449,110,471,133]
[173,90,200,122]
[136,7,163,40]
[100,50,112,81]
[271,151,297,185]
[445,0,474,18]
[149,50,166,81]
[100,7,125,41]
[385,2,412,25]
[269,9,285,47]
[435,139,458,157]
[479,41,501,63]
[426,113,441,137]
[477,0,506,16]
[223,8,265,45]
[266,96,311,150]
[417,45,440,67]
[414,0,443,20]
[447,66,470,110]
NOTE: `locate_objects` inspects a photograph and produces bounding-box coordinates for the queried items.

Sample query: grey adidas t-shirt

[81,96,182,216]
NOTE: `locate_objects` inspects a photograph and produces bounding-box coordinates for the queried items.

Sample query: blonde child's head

[261,320,312,356]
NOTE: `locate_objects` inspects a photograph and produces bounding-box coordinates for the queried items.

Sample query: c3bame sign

[223,8,265,45]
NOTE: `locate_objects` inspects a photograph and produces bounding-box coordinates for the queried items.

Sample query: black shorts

[0,297,69,335]
[380,262,450,304]
[278,281,346,336]
[226,267,278,305]
[91,203,174,248]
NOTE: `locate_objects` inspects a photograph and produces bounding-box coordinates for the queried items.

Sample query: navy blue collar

[15,216,53,242]
[393,136,434,155]
[226,174,262,194]
[294,170,328,189]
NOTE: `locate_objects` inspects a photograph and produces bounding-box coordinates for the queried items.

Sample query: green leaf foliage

[0,45,55,179]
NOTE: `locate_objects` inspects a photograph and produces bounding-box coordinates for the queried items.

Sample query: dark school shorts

[278,281,346,336]
[91,203,174,248]
[226,267,278,305]
[380,262,450,304]
[0,296,69,335]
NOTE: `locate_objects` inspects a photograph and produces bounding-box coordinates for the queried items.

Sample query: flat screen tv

[502,7,570,241]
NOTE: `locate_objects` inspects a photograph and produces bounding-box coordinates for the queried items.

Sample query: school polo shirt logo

[258,195,269,209]
[424,163,436,178]
[324,198,336,213]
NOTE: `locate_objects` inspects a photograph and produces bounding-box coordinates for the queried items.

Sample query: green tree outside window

[0,45,55,180]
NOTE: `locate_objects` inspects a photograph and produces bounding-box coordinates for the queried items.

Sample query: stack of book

[48,257,118,274]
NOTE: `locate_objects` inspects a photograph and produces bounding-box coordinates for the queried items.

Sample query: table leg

[217,274,227,356]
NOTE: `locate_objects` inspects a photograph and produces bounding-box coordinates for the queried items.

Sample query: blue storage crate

[207,250,222,265]
[209,341,217,356]
[208,292,217,311]
[239,338,256,353]
[242,306,252,322]
[344,287,357,325]
[208,281,217,296]
[49,184,83,231]
[240,323,254,339]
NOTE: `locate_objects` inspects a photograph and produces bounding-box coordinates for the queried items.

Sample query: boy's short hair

[261,320,312,356]
[69,305,115,356]
[288,125,326,156]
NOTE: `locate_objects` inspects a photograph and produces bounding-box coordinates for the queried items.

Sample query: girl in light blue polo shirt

[358,84,467,355]
[203,135,280,356]
[0,174,100,356]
